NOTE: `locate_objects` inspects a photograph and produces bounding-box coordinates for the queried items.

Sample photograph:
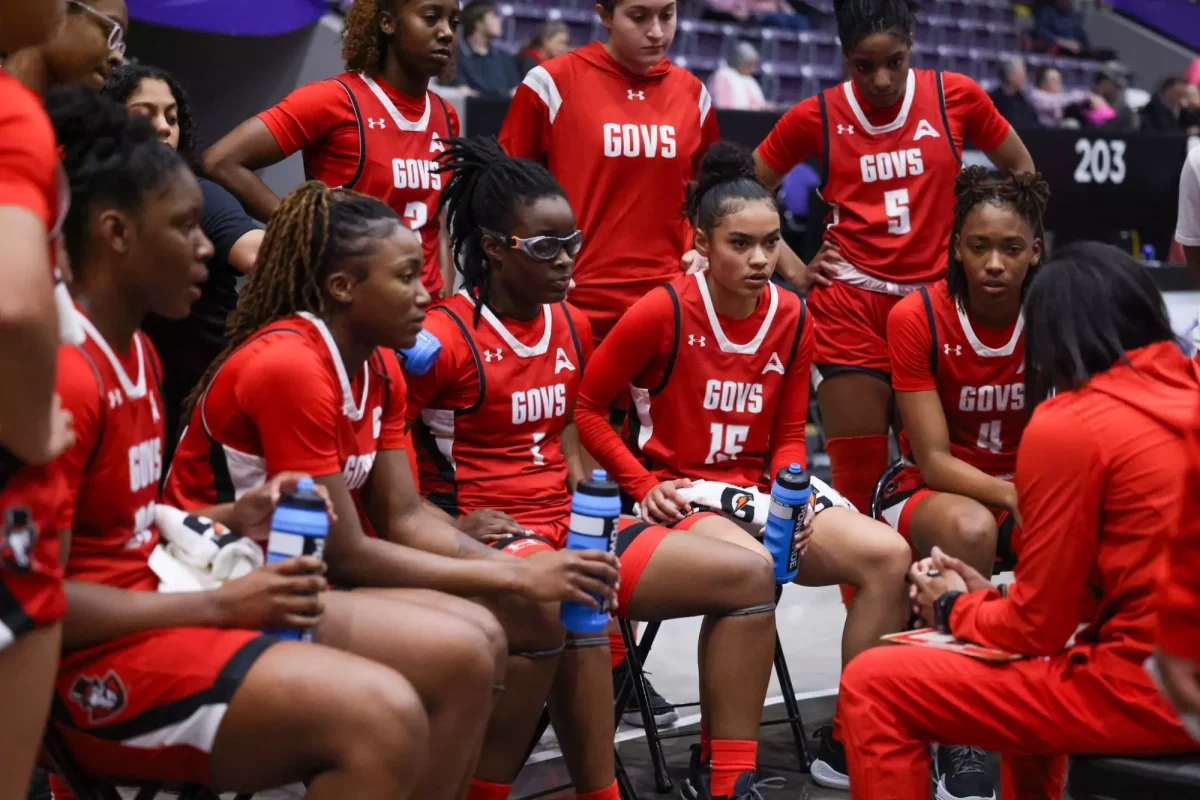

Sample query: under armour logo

[628,90,644,101]
[107,389,123,409]
[484,349,503,362]
[688,335,705,347]
[944,344,961,356]
[368,118,386,129]
[837,124,854,135]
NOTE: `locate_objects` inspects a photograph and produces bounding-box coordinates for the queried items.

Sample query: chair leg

[772,628,812,774]
[617,619,673,794]
[41,727,122,800]
[614,748,638,800]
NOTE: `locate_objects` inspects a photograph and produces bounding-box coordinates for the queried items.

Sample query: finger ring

[926,568,941,577]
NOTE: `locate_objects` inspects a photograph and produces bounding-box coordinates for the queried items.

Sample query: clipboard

[881,628,1027,663]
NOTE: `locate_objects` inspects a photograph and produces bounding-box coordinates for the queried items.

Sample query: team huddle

[3,0,1199,799]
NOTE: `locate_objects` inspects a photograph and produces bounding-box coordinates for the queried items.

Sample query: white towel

[638,476,855,531]
[152,506,264,592]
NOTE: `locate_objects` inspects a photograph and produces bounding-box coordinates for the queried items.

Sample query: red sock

[700,720,712,761]
[466,778,512,800]
[609,630,626,669]
[577,780,620,800]
[710,739,757,797]
[825,434,891,607]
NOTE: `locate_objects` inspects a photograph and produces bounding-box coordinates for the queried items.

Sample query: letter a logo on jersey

[761,352,785,375]
[429,132,445,154]
[913,119,940,141]
[554,347,576,374]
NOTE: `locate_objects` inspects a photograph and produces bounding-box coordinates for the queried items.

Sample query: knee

[944,506,998,558]
[855,522,912,588]
[727,548,778,609]
[460,603,508,669]
[501,597,565,655]
[335,667,430,773]
[437,616,506,697]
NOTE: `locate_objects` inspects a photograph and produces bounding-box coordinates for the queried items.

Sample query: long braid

[436,136,566,325]
[946,165,1050,306]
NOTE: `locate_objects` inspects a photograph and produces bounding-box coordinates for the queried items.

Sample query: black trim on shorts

[614,521,651,557]
[918,287,939,379]
[934,71,962,166]
[332,78,367,190]
[0,576,35,642]
[814,363,891,384]
[0,445,23,495]
[489,532,556,552]
[52,635,279,741]
[817,90,831,192]
[784,299,809,371]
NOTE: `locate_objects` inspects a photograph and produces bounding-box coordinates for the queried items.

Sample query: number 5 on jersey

[706,423,749,464]
[885,188,911,235]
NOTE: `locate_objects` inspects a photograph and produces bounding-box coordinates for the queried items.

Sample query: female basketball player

[163,182,621,799]
[203,0,459,297]
[840,242,1200,799]
[46,86,456,798]
[3,0,126,94]
[748,0,1034,566]
[404,136,789,800]
[577,142,912,795]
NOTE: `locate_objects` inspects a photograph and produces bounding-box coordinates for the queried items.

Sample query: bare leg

[547,633,614,793]
[0,623,60,800]
[908,493,999,579]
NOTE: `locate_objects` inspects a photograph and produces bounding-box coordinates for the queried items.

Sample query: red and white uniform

[758,70,1010,373]
[576,273,814,502]
[878,281,1026,541]
[405,292,590,547]
[499,43,720,342]
[0,71,71,649]
[52,308,270,783]
[258,74,460,296]
[1158,395,1200,674]
[164,313,408,538]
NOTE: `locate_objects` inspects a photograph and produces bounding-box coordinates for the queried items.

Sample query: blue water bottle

[397,328,442,375]
[560,469,621,634]
[764,464,812,584]
[265,477,329,641]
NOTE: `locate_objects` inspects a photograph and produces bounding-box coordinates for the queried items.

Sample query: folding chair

[1067,754,1200,799]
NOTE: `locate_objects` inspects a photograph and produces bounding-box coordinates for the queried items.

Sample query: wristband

[933,590,964,635]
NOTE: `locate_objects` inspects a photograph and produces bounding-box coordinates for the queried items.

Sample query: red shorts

[807,280,907,377]
[0,457,67,650]
[53,627,275,784]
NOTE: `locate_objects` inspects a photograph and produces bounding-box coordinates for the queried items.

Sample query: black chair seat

[1068,753,1200,799]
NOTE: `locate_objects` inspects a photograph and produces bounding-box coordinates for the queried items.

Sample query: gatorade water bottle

[560,469,620,634]
[764,464,811,584]
[265,477,329,641]
[397,328,442,375]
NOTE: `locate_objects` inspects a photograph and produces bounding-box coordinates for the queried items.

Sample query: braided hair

[946,165,1050,307]
[834,0,919,51]
[436,136,567,324]
[45,86,186,278]
[102,64,201,171]
[684,140,776,235]
[181,182,401,423]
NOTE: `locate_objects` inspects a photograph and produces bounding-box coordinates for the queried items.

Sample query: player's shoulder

[56,343,105,416]
[371,345,407,388]
[890,282,945,327]
[430,89,461,134]
[0,71,51,130]
[524,47,592,101]
[227,319,329,383]
[937,70,987,101]
[560,300,594,344]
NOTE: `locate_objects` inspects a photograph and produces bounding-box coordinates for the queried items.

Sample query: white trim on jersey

[0,619,13,651]
[523,66,563,124]
[462,290,554,357]
[699,84,713,126]
[297,312,369,420]
[693,272,778,355]
[216,443,267,501]
[122,701,229,753]
[357,73,431,132]
[955,303,1024,358]
[630,386,654,451]
[842,69,916,136]
[75,309,147,400]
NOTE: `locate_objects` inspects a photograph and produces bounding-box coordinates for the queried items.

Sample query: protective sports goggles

[484,228,583,262]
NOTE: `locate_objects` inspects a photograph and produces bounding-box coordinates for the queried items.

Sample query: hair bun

[46,86,158,178]
[696,140,756,188]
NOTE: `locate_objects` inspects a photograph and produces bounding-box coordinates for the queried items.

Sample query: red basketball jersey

[406,292,588,538]
[164,313,407,537]
[0,454,68,644]
[630,274,808,492]
[819,70,963,286]
[890,281,1026,477]
[57,310,165,592]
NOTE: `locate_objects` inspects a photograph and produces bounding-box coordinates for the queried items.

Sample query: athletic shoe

[681,743,709,800]
[690,769,786,800]
[933,744,996,800]
[612,662,678,727]
[809,725,850,791]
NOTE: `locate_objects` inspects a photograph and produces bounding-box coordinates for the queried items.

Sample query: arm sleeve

[199,180,261,261]
[887,295,938,393]
[0,89,57,227]
[768,309,814,475]
[235,348,345,477]
[756,97,823,178]
[498,79,552,161]
[950,404,1104,654]
[402,310,472,424]
[945,73,1011,152]
[575,290,674,500]
[1159,427,1200,661]
[377,351,411,452]
[54,348,105,531]
[256,80,351,158]
[1176,149,1200,246]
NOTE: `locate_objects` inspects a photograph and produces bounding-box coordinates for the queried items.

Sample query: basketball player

[404,136,792,800]
[746,0,1034,586]
[163,181,620,800]
[46,87,450,798]
[204,0,460,296]
[840,243,1200,799]
[576,142,911,797]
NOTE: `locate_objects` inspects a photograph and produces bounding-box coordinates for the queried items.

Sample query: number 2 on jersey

[705,423,749,464]
[884,189,911,235]
[402,201,428,231]
[977,420,1002,454]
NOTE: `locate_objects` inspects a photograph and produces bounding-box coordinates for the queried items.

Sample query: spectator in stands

[516,20,570,76]
[1181,82,1200,134]
[1093,63,1139,133]
[1141,75,1190,132]
[103,64,263,462]
[452,1,520,99]
[709,41,769,110]
[703,0,810,31]
[989,58,1041,129]
[1029,66,1104,128]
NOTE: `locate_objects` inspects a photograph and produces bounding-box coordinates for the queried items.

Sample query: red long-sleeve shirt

[950,342,1200,674]
[1159,416,1200,662]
